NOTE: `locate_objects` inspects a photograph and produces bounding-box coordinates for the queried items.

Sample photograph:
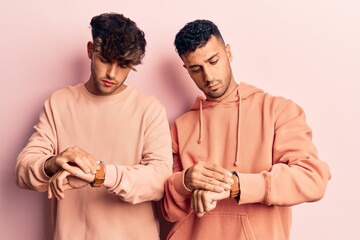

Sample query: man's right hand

[191,188,230,217]
[47,166,96,200]
[184,161,234,193]
[44,146,99,177]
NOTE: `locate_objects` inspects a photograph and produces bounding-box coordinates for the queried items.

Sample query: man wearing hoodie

[162,19,330,240]
[14,13,172,240]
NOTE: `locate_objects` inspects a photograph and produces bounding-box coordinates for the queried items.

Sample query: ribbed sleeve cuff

[41,156,53,179]
[104,164,117,188]
[172,170,192,198]
[237,172,267,205]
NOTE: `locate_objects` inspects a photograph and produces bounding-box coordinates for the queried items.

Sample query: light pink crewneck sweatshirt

[15,83,173,240]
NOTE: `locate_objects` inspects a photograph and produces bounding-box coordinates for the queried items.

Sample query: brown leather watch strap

[90,161,106,187]
[230,171,241,200]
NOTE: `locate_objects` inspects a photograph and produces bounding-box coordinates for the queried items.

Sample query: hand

[191,189,230,217]
[48,166,95,200]
[184,161,233,192]
[44,146,99,176]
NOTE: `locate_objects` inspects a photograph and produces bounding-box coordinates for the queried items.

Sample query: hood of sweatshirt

[189,82,263,166]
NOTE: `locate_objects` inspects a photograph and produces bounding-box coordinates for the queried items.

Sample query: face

[181,35,237,102]
[85,41,133,96]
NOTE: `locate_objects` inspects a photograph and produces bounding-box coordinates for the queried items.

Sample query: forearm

[162,171,193,222]
[14,152,52,192]
[14,102,57,191]
[236,157,330,206]
[106,160,172,204]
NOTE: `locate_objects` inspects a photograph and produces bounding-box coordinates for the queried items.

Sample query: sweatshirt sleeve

[14,99,56,192]
[162,125,193,222]
[106,103,173,204]
[238,99,331,206]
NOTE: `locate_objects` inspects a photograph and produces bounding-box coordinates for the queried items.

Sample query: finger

[192,190,200,214]
[73,156,93,174]
[201,192,217,212]
[48,173,62,200]
[61,147,98,174]
[53,180,65,200]
[190,193,194,210]
[185,168,227,192]
[196,179,229,193]
[201,178,230,192]
[203,168,233,186]
[195,190,205,215]
[52,174,68,200]
[56,171,70,193]
[71,148,98,174]
[47,185,53,199]
[192,162,233,191]
[50,181,63,200]
[197,212,206,217]
[203,162,232,176]
[58,158,79,176]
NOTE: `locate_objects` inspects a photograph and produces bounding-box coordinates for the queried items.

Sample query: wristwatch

[90,161,106,187]
[230,171,241,200]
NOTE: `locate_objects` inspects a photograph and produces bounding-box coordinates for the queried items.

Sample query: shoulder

[127,87,164,108]
[258,90,307,127]
[48,84,82,102]
[245,84,303,114]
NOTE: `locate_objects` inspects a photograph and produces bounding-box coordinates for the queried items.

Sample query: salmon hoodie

[162,82,330,240]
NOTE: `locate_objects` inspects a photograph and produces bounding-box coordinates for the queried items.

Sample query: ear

[225,44,233,62]
[87,41,93,59]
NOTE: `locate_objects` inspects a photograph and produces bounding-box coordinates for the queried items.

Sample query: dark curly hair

[174,19,224,57]
[90,13,146,66]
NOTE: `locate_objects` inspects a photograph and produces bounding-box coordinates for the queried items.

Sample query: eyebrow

[188,53,219,69]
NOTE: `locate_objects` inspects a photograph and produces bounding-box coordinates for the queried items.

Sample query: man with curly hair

[14,13,172,240]
[162,19,330,239]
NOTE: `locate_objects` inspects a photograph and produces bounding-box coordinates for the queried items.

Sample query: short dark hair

[90,13,146,66]
[174,19,224,57]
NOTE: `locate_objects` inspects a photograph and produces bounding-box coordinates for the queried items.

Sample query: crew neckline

[79,83,131,102]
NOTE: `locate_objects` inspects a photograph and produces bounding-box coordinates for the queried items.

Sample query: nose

[107,63,117,79]
[203,67,213,82]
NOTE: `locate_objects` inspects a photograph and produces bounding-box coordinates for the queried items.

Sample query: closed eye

[191,67,201,73]
[99,56,110,63]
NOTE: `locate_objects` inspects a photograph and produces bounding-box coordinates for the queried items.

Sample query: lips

[102,80,115,87]
[206,82,220,90]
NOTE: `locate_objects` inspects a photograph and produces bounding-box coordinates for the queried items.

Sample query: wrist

[90,161,106,187]
[44,156,58,177]
[183,168,193,191]
[230,171,241,201]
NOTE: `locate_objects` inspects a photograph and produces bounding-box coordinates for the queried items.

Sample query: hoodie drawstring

[234,88,242,166]
[196,88,242,166]
[198,99,203,144]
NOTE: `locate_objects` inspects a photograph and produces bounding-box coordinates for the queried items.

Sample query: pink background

[1,1,359,239]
